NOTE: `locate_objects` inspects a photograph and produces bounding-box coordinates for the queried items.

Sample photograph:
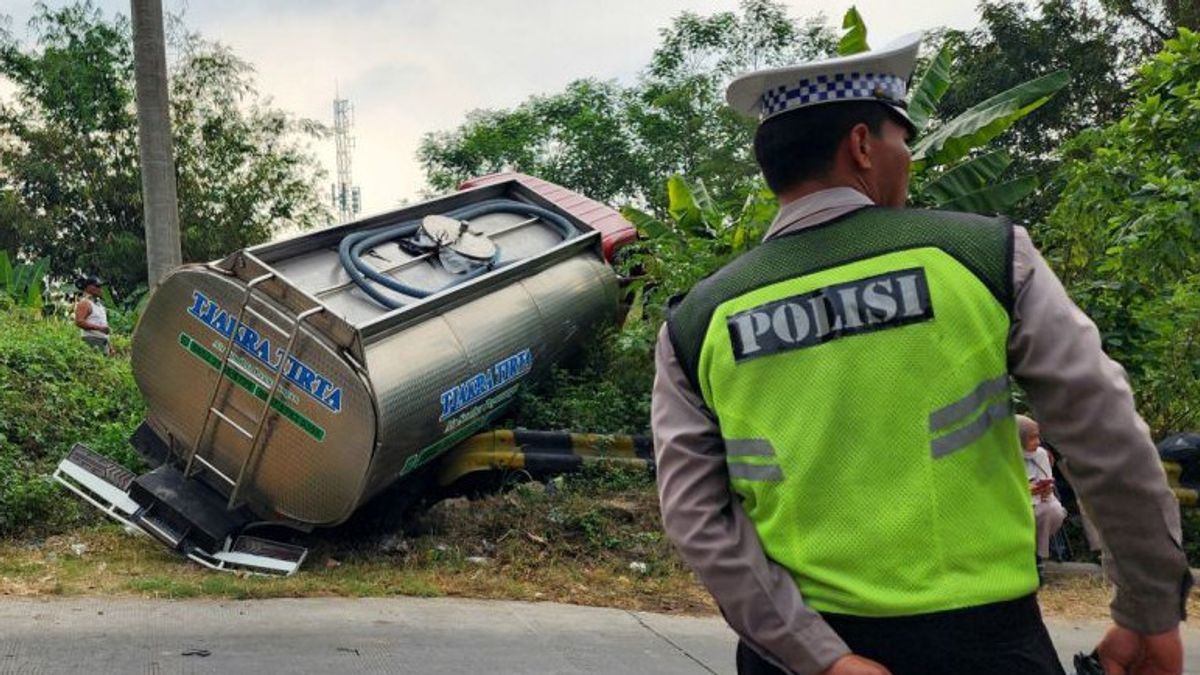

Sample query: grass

[4,462,1198,622]
[1039,572,1200,621]
[6,525,1195,621]
[0,527,709,611]
[0,465,714,614]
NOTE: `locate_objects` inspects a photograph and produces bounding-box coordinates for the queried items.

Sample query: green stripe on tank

[178,333,326,442]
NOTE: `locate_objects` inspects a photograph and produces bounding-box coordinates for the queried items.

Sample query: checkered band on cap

[760,72,907,119]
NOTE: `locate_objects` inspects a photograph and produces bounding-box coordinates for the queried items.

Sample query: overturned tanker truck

[54,174,638,575]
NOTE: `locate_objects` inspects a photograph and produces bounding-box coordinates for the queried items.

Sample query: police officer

[651,34,1190,675]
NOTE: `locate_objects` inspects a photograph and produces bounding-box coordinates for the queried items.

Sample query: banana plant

[0,250,49,309]
[837,6,1069,215]
[619,175,779,326]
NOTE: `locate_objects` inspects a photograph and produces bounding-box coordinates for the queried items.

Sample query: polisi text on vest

[727,267,933,361]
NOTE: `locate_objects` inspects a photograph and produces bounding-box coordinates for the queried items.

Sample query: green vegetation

[508,329,654,435]
[0,309,143,536]
[1184,510,1200,566]
[0,252,51,311]
[837,8,1071,217]
[0,464,712,614]
[0,2,329,296]
[494,4,1200,442]
[1041,28,1200,434]
[419,0,835,217]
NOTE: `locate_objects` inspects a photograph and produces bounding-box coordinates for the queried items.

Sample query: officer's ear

[846,123,874,171]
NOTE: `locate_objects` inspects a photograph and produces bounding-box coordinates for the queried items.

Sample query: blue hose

[337,199,577,310]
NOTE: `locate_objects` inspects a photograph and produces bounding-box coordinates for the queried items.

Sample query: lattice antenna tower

[331,92,362,222]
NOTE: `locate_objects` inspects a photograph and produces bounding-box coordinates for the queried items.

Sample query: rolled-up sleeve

[1007,226,1192,634]
[652,326,850,674]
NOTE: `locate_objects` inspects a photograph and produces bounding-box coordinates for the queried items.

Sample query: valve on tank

[401,214,499,275]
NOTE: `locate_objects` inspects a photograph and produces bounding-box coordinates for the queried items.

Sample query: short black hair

[74,274,103,291]
[753,101,895,194]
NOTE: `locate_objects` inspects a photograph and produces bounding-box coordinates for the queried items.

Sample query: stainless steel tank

[130,177,620,530]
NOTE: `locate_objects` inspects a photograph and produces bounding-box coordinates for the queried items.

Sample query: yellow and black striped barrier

[439,435,1198,506]
[437,430,653,488]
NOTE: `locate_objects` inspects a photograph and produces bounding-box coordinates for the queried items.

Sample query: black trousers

[736,594,1067,675]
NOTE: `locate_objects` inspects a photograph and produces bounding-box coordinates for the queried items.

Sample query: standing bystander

[74,275,110,354]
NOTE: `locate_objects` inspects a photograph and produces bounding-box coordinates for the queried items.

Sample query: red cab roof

[458,172,636,263]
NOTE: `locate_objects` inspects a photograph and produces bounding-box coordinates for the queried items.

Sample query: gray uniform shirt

[651,187,1191,675]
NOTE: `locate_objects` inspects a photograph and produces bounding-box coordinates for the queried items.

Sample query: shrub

[1041,29,1200,436]
[0,308,143,536]
[506,327,655,435]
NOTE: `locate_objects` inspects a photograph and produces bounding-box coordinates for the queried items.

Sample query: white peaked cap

[726,33,922,131]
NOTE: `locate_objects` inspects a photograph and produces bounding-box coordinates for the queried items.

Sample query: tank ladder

[182,272,324,510]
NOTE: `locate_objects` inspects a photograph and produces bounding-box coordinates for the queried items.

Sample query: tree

[1041,28,1200,434]
[646,0,833,79]
[1103,0,1200,46]
[169,36,329,265]
[0,3,142,292]
[0,2,328,296]
[418,0,836,216]
[935,0,1160,223]
[419,80,646,207]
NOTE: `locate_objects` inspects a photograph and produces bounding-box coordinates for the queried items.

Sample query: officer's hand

[1097,624,1183,675]
[818,654,892,674]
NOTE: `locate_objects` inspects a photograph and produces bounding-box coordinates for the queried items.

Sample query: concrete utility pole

[131,0,182,287]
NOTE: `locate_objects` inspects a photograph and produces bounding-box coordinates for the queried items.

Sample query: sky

[0,0,980,217]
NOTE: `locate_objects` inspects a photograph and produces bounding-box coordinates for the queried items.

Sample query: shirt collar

[764,187,875,240]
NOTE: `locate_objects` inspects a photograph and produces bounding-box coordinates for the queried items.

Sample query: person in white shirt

[1017,415,1068,564]
[74,274,110,354]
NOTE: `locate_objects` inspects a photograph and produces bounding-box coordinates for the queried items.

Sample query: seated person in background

[1017,415,1068,569]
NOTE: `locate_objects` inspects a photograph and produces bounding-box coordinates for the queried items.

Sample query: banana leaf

[922,151,1013,205]
[667,175,720,236]
[688,177,721,228]
[911,71,1070,168]
[24,258,48,309]
[0,251,11,294]
[620,205,669,239]
[837,7,870,56]
[12,264,32,298]
[25,278,42,309]
[622,281,645,329]
[938,175,1038,215]
[907,46,953,133]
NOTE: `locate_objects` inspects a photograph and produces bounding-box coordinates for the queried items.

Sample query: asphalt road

[0,596,1196,674]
